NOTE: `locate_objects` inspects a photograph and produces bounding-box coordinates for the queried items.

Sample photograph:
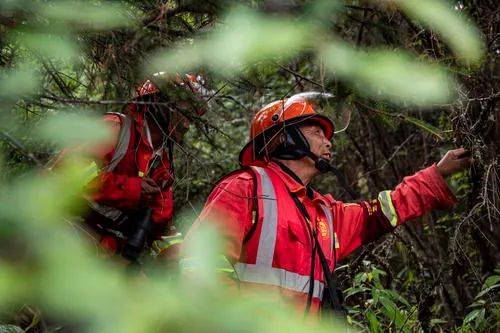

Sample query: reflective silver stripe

[320,204,334,252]
[250,166,278,266]
[104,112,132,172]
[85,113,132,220]
[378,190,398,227]
[239,167,327,300]
[234,263,324,299]
[180,256,234,272]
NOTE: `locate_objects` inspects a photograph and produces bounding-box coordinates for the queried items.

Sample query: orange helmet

[136,80,160,97]
[239,92,335,166]
[135,73,212,116]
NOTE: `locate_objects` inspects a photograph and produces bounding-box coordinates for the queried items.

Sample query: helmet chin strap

[302,150,359,200]
[271,126,358,200]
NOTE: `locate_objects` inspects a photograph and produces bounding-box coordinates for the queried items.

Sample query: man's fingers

[459,157,473,166]
[450,148,470,160]
[456,149,471,159]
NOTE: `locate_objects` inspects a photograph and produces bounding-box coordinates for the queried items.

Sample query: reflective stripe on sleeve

[83,161,99,184]
[378,190,398,227]
[154,233,183,253]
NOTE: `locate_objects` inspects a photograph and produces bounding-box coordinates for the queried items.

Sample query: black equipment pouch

[122,208,153,262]
[321,287,347,319]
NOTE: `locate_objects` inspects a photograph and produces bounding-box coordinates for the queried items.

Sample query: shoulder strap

[290,193,344,314]
[242,166,259,244]
[103,112,133,173]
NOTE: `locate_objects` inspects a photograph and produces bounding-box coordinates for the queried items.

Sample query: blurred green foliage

[393,0,484,65]
[0,0,496,332]
[149,0,482,107]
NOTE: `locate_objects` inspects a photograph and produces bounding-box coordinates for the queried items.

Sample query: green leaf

[398,114,444,140]
[148,6,311,75]
[179,224,224,287]
[476,283,500,299]
[0,324,25,333]
[35,112,112,148]
[429,318,448,328]
[17,32,79,61]
[382,289,411,308]
[379,295,398,317]
[366,310,381,333]
[345,286,370,299]
[463,308,485,325]
[320,41,455,106]
[468,300,486,308]
[371,288,380,304]
[379,295,407,330]
[482,275,500,290]
[393,0,484,65]
[0,67,40,104]
[39,1,139,30]
[0,264,24,304]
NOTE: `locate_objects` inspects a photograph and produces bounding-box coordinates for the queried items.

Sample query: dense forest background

[0,0,498,332]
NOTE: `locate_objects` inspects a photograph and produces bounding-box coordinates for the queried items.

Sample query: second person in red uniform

[75,73,211,258]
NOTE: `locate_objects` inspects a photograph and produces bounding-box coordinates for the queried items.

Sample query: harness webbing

[235,166,336,308]
[290,194,344,316]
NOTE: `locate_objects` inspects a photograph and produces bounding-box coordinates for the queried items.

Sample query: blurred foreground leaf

[0,67,40,106]
[0,155,345,332]
[393,0,484,65]
[36,112,112,148]
[148,6,312,75]
[321,42,455,106]
[39,1,139,30]
[15,32,79,61]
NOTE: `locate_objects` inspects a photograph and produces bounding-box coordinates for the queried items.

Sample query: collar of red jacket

[266,161,329,206]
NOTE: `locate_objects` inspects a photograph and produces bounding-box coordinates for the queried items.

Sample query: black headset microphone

[305,151,358,200]
[272,125,358,200]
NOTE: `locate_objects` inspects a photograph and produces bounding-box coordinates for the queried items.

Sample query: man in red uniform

[182,92,471,316]
[75,73,211,259]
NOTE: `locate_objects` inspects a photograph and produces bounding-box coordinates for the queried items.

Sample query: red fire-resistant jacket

[82,104,175,253]
[183,161,456,313]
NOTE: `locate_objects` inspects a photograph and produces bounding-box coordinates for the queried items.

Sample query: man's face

[147,105,190,145]
[299,124,332,166]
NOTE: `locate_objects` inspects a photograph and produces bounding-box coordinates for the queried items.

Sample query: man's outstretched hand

[437,148,472,177]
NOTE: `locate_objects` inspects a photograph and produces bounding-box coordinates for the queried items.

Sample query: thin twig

[0,130,44,167]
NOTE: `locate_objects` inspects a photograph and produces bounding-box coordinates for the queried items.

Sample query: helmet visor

[283,91,350,134]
